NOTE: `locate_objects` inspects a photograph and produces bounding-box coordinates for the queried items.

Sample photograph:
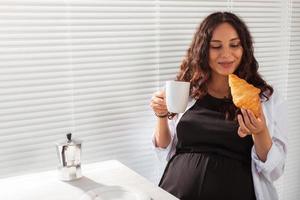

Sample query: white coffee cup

[166,80,190,113]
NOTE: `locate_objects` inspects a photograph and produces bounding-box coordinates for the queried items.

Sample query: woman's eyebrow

[230,37,240,41]
[210,40,222,43]
[210,37,240,43]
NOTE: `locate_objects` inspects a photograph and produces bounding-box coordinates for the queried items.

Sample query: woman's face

[208,22,243,77]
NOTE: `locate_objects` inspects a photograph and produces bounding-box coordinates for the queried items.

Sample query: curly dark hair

[169,11,273,120]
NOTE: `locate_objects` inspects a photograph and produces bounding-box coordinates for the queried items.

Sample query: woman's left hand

[237,103,268,138]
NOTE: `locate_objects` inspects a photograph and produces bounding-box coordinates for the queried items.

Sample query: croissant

[228,74,261,117]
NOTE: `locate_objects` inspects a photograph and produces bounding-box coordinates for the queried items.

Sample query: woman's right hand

[150,90,169,117]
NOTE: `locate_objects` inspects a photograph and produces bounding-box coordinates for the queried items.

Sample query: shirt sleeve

[151,116,177,162]
[251,91,288,182]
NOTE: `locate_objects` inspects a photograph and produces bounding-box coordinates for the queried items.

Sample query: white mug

[166,80,190,113]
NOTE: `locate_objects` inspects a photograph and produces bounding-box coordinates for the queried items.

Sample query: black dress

[159,93,256,200]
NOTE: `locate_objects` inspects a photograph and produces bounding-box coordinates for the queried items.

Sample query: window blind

[158,0,229,83]
[284,0,300,199]
[0,0,159,181]
[65,0,159,181]
[231,0,286,94]
[0,0,74,177]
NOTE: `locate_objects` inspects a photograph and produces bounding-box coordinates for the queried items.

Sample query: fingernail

[257,118,261,122]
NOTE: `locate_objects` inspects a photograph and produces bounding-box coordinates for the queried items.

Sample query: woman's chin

[219,67,237,75]
[218,70,235,76]
[211,65,238,77]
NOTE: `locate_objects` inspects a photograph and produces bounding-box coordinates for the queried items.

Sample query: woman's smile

[218,61,235,69]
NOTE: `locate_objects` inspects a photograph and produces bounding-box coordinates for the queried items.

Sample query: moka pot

[56,133,82,181]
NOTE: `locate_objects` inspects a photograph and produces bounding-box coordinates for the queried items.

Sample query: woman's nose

[220,47,232,58]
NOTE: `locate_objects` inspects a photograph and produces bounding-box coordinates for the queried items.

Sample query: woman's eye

[210,43,240,49]
[230,44,240,48]
[211,46,221,49]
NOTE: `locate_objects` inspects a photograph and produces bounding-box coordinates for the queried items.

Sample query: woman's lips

[219,61,234,68]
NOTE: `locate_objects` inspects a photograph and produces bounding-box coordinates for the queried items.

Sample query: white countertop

[0,160,178,200]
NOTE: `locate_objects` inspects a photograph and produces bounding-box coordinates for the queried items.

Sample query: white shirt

[152,89,288,200]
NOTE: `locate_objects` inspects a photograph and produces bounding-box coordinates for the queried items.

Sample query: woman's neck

[207,74,230,98]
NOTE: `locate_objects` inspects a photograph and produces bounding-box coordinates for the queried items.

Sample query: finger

[241,109,255,130]
[150,106,168,115]
[154,90,165,98]
[151,96,165,106]
[257,102,265,122]
[237,114,250,133]
[150,102,167,110]
[237,127,248,138]
[150,99,167,108]
[247,109,259,127]
[151,94,166,103]
[152,104,168,111]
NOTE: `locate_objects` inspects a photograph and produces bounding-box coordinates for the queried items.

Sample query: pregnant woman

[150,12,287,200]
